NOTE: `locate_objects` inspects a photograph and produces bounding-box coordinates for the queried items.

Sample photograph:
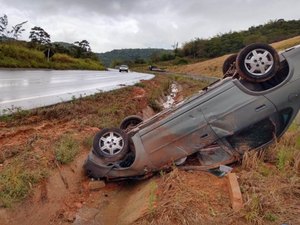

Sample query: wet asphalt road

[0,69,154,114]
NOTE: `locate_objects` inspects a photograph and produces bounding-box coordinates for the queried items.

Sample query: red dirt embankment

[0,75,234,225]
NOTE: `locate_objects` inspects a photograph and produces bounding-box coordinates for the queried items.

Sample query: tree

[73,40,93,58]
[74,40,91,52]
[172,42,179,56]
[0,14,27,39]
[29,26,51,45]
[11,21,28,39]
[0,14,8,37]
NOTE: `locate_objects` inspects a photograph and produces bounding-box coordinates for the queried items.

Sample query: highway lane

[0,69,154,115]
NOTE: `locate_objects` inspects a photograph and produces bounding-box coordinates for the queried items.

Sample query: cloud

[1,0,299,52]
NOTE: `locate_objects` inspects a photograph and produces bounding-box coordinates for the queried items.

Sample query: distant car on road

[149,65,166,72]
[85,43,300,181]
[119,65,129,72]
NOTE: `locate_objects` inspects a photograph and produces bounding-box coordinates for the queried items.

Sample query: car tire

[93,128,129,162]
[120,115,143,131]
[236,43,280,82]
[222,54,237,77]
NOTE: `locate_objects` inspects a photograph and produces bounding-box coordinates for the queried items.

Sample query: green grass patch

[172,74,209,97]
[134,82,146,88]
[0,107,30,123]
[0,151,48,207]
[148,181,158,213]
[288,122,299,132]
[264,212,278,222]
[148,99,163,112]
[82,135,94,149]
[295,134,300,149]
[0,42,105,70]
[276,147,294,171]
[244,195,262,223]
[54,134,80,164]
[258,163,272,177]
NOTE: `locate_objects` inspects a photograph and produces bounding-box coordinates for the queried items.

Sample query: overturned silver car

[84,43,300,180]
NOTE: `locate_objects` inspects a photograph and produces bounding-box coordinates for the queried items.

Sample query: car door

[201,81,277,140]
[139,104,219,167]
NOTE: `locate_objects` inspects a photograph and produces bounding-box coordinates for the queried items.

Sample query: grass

[134,82,146,88]
[244,194,263,223]
[276,147,293,171]
[146,77,171,112]
[0,107,30,122]
[82,135,94,149]
[136,122,300,224]
[148,181,158,213]
[172,75,209,97]
[237,124,300,224]
[54,134,80,164]
[0,42,105,70]
[271,35,300,51]
[0,151,48,207]
[136,168,226,225]
[145,74,208,112]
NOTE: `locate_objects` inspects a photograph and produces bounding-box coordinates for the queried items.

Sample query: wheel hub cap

[99,132,124,156]
[244,49,274,76]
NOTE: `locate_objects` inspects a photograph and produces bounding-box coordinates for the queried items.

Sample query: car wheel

[222,54,237,77]
[93,128,129,162]
[119,70,121,72]
[120,115,143,131]
[236,43,280,82]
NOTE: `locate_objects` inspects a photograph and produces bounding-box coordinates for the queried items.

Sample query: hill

[0,40,105,70]
[168,35,300,77]
[179,19,300,59]
[97,48,172,67]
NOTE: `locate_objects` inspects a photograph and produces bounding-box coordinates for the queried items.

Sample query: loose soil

[0,119,96,225]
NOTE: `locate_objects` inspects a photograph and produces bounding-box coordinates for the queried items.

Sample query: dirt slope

[0,75,208,224]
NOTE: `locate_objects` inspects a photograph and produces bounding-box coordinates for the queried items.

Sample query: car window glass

[278,108,293,133]
[227,117,278,151]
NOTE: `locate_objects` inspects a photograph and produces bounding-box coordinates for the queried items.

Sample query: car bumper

[83,150,150,180]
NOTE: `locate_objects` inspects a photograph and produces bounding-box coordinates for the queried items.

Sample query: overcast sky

[1,0,300,53]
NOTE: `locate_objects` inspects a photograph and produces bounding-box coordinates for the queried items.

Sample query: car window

[227,108,293,152]
[277,108,293,135]
[226,113,285,152]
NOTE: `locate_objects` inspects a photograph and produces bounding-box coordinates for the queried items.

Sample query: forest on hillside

[97,48,172,67]
[0,14,104,70]
[99,19,300,67]
[179,19,300,59]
